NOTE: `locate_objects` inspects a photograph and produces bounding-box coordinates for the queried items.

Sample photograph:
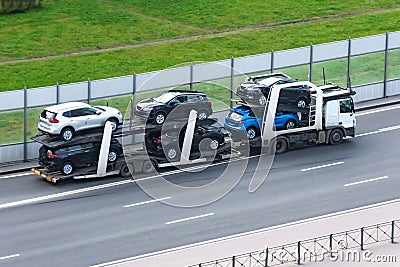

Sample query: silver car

[38,102,123,141]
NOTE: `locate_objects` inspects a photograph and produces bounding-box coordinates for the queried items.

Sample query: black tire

[273,138,288,154]
[120,163,132,178]
[142,160,156,174]
[200,137,221,151]
[197,109,208,120]
[106,118,119,131]
[329,129,344,145]
[60,127,74,141]
[165,146,179,161]
[246,127,258,140]
[284,119,297,130]
[154,112,166,125]
[61,161,74,175]
[296,97,308,108]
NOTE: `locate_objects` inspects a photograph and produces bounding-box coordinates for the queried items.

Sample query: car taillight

[154,138,162,143]
[47,150,58,158]
[49,118,59,123]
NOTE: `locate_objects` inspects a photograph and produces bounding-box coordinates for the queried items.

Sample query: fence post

[230,56,234,109]
[265,247,269,267]
[347,37,351,88]
[270,49,274,73]
[383,31,389,98]
[391,221,395,244]
[297,241,301,265]
[232,255,235,267]
[23,85,28,162]
[309,42,313,82]
[88,78,91,104]
[190,62,194,91]
[131,72,137,129]
[361,227,364,250]
[56,81,60,104]
[329,234,333,258]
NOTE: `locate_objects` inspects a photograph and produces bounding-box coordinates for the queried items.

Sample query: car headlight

[142,107,152,112]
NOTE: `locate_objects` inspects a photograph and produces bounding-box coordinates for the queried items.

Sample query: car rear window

[41,110,57,120]
[229,112,243,121]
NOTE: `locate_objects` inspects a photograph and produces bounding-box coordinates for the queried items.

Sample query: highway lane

[0,106,400,266]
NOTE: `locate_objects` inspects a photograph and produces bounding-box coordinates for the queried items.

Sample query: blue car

[224,106,299,140]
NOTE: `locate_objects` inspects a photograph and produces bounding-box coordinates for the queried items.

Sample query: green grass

[1,9,400,92]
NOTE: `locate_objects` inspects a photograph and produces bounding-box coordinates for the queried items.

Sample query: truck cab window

[340,99,353,113]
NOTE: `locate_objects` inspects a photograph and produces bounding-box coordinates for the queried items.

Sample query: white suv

[38,102,123,141]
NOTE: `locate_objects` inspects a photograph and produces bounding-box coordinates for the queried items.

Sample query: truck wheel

[120,163,133,178]
[273,138,288,154]
[142,160,156,174]
[329,129,344,145]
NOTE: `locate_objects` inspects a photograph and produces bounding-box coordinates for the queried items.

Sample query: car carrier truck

[254,81,356,154]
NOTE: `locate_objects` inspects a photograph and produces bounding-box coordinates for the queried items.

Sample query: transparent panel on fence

[27,86,57,108]
[274,47,310,69]
[312,58,348,87]
[313,40,348,62]
[59,81,88,103]
[387,48,400,80]
[351,34,386,56]
[193,60,231,83]
[136,66,190,92]
[389,31,400,49]
[0,90,24,111]
[0,108,24,145]
[350,52,384,86]
[275,64,309,82]
[91,75,133,98]
[27,106,49,141]
[234,53,271,75]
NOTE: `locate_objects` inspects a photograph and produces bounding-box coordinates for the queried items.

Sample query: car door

[338,99,355,128]
[80,107,103,129]
[69,108,88,131]
[168,95,187,118]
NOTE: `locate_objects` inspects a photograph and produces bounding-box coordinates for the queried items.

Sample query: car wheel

[61,161,74,175]
[142,160,156,174]
[120,163,133,178]
[246,127,257,140]
[106,118,118,131]
[108,149,118,162]
[284,119,297,130]
[61,127,74,141]
[296,97,308,108]
[154,112,166,125]
[258,95,266,106]
[329,129,344,145]
[166,146,178,160]
[273,138,288,154]
[197,110,208,120]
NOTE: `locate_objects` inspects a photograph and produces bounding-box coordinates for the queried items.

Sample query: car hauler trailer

[253,81,356,154]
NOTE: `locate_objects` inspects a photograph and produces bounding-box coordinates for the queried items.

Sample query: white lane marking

[0,154,254,209]
[124,197,171,208]
[0,172,31,179]
[165,213,214,225]
[0,254,20,260]
[357,104,400,116]
[91,198,400,267]
[344,176,388,187]
[354,124,400,138]
[300,161,344,172]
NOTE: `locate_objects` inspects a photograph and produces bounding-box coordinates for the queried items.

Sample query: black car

[39,139,123,175]
[144,118,229,161]
[134,90,213,125]
[237,76,297,106]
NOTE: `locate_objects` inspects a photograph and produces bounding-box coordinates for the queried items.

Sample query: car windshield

[153,93,177,103]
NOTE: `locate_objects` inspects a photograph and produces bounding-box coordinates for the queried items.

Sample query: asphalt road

[0,105,400,266]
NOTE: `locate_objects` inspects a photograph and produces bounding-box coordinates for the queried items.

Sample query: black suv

[39,139,123,175]
[144,118,229,161]
[134,90,213,125]
[237,75,297,106]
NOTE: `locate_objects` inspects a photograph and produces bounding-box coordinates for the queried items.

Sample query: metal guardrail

[190,219,400,267]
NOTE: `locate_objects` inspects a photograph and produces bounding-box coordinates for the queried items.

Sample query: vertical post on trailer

[97,121,113,177]
[180,110,197,164]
